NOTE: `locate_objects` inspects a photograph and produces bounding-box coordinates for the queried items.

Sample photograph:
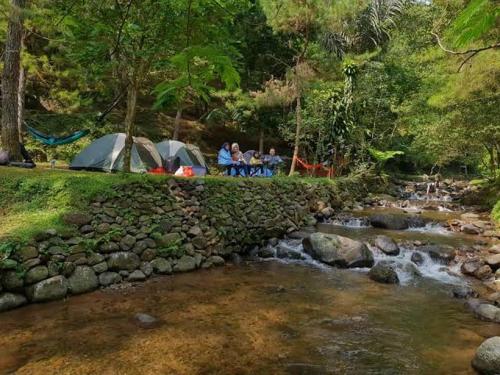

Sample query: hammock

[295,156,335,178]
[295,156,324,170]
[27,125,89,146]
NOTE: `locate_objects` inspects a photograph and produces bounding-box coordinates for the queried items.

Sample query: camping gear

[27,125,89,146]
[70,133,162,173]
[156,140,207,176]
[174,166,195,177]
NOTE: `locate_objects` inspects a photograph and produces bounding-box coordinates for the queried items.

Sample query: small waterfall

[406,222,451,235]
[329,217,371,228]
[369,245,464,286]
[265,239,465,287]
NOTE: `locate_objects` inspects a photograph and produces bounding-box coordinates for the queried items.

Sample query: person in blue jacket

[218,142,241,176]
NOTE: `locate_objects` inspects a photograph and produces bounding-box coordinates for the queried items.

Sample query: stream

[0,181,498,374]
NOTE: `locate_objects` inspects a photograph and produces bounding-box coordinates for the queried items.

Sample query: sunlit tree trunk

[172,107,182,141]
[1,0,25,161]
[289,94,301,176]
[18,50,26,143]
[123,81,138,173]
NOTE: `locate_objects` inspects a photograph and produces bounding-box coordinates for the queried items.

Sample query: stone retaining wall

[0,176,368,312]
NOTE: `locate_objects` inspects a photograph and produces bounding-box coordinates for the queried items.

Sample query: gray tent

[70,133,162,173]
[156,140,207,176]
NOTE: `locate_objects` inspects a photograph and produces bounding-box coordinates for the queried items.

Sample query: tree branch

[431,32,500,72]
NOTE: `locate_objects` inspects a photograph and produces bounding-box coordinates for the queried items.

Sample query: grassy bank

[1,167,363,242]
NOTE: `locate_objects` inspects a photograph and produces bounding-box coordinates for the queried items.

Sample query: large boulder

[107,252,140,271]
[150,258,172,274]
[24,265,49,284]
[26,276,68,302]
[369,214,409,230]
[373,235,400,255]
[369,261,399,284]
[419,245,455,263]
[174,255,197,272]
[472,337,500,375]
[68,266,99,294]
[474,304,500,323]
[302,233,374,268]
[0,293,27,312]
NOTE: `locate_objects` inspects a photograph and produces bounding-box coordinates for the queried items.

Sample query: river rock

[419,245,455,263]
[411,252,424,266]
[134,313,158,328]
[369,214,409,230]
[92,261,108,274]
[99,272,122,286]
[374,235,400,255]
[1,270,23,292]
[369,261,399,284]
[486,254,500,271]
[303,233,374,268]
[474,304,500,322]
[475,265,493,280]
[461,259,483,276]
[174,255,197,272]
[120,234,136,251]
[151,258,172,274]
[208,255,225,266]
[141,262,153,277]
[472,336,500,375]
[257,246,275,258]
[99,241,119,253]
[24,266,49,285]
[107,252,140,271]
[461,224,481,235]
[0,293,27,312]
[16,246,38,261]
[68,266,99,294]
[127,270,146,282]
[26,276,68,302]
[452,286,477,299]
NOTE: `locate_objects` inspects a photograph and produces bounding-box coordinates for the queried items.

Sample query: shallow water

[1,261,498,375]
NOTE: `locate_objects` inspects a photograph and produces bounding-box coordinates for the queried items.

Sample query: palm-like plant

[321,0,407,58]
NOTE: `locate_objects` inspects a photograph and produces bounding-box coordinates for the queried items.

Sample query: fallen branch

[431,32,500,72]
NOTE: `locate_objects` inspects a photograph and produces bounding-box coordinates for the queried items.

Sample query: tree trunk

[17,54,26,143]
[123,82,139,173]
[258,127,264,154]
[289,94,302,176]
[1,0,25,161]
[172,107,182,141]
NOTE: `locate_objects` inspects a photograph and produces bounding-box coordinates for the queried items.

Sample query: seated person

[231,142,249,176]
[263,147,283,175]
[218,142,241,176]
[249,151,264,176]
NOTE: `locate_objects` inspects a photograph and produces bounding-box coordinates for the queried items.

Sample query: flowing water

[1,192,498,374]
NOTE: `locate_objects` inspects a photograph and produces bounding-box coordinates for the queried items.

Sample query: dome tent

[70,133,162,173]
[156,140,207,176]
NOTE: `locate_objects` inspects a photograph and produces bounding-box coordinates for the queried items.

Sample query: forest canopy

[0,0,498,177]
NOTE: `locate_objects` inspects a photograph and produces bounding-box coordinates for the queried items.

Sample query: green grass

[0,167,170,241]
[493,199,500,227]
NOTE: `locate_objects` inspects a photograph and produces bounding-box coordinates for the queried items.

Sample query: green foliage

[447,0,499,47]
[492,199,500,227]
[154,45,241,110]
[157,239,184,258]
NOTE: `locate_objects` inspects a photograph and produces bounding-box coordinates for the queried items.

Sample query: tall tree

[1,0,25,161]
[58,0,182,172]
